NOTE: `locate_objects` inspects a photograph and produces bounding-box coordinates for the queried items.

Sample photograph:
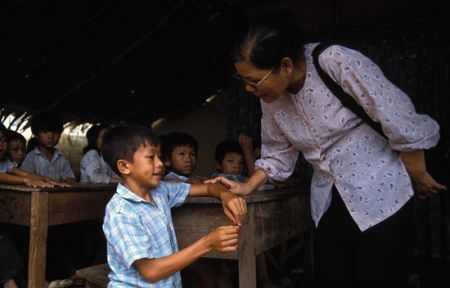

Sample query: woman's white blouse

[80,149,119,183]
[255,43,440,231]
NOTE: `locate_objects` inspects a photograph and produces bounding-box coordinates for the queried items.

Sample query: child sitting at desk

[101,125,246,287]
[1,123,63,188]
[80,124,121,184]
[161,132,203,183]
[5,130,26,168]
[21,113,76,183]
[211,139,246,182]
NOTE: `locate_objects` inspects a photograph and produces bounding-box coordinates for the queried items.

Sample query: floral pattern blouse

[255,43,440,231]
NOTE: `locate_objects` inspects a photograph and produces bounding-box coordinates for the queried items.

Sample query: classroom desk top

[0,183,116,288]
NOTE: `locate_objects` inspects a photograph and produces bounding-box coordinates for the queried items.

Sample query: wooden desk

[173,187,311,288]
[0,183,115,288]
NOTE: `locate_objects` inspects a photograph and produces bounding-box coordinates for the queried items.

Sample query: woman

[220,21,447,288]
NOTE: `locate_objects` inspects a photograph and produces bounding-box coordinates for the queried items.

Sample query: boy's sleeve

[104,209,155,268]
[160,181,190,208]
[61,157,76,179]
[20,154,35,174]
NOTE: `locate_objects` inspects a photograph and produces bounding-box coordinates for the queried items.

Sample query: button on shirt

[255,43,440,231]
[80,149,119,183]
[21,147,75,181]
[103,182,190,287]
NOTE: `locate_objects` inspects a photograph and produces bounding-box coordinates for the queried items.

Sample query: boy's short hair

[6,130,27,145]
[161,132,198,161]
[214,140,243,163]
[102,125,160,175]
[29,112,64,135]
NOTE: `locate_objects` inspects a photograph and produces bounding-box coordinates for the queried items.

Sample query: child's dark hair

[161,132,198,161]
[215,140,243,164]
[29,112,64,135]
[83,124,109,154]
[6,130,27,146]
[232,14,304,70]
[102,125,160,175]
[0,123,7,135]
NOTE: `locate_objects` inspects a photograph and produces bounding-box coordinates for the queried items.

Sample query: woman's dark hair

[233,15,304,70]
[102,125,160,175]
[83,124,109,154]
[214,140,243,164]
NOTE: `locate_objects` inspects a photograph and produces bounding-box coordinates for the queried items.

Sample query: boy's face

[167,145,197,177]
[126,143,163,189]
[217,152,244,176]
[8,140,26,164]
[36,130,61,149]
[0,131,7,158]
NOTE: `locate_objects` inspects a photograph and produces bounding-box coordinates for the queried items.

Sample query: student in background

[101,125,246,287]
[21,113,76,183]
[161,133,235,287]
[212,139,246,182]
[0,124,64,187]
[80,124,121,184]
[5,130,26,167]
[162,132,203,183]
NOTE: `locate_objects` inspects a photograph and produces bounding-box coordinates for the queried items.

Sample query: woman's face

[234,61,291,103]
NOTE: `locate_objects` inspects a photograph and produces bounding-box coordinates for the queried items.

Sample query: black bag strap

[312,43,386,138]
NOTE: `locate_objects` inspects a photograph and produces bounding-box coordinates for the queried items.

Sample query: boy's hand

[205,225,239,253]
[238,133,253,153]
[43,177,71,187]
[23,178,55,188]
[220,191,247,226]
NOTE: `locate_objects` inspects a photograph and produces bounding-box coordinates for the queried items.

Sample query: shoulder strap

[312,43,386,138]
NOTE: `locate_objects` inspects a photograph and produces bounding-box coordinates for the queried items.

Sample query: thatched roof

[1,0,446,128]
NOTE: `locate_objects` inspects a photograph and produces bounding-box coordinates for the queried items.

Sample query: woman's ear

[117,159,130,175]
[280,57,294,74]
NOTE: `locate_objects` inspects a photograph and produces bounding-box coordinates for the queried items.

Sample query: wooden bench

[72,263,110,288]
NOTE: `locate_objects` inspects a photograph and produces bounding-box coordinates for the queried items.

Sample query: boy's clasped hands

[205,185,247,253]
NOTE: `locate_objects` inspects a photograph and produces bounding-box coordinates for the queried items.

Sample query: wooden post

[238,204,256,287]
[28,191,48,288]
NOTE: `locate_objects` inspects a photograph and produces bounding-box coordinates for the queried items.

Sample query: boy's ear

[164,160,171,167]
[215,162,222,170]
[117,159,131,175]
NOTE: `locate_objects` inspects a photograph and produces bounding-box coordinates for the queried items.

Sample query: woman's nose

[245,83,256,93]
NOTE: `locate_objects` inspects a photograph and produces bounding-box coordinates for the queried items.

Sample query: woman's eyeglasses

[233,68,274,89]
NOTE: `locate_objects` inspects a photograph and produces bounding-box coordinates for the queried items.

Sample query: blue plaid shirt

[103,182,190,287]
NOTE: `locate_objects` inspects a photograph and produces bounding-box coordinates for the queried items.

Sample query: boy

[5,130,26,167]
[212,139,246,182]
[101,125,247,287]
[21,113,76,183]
[0,123,63,188]
[161,132,203,183]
